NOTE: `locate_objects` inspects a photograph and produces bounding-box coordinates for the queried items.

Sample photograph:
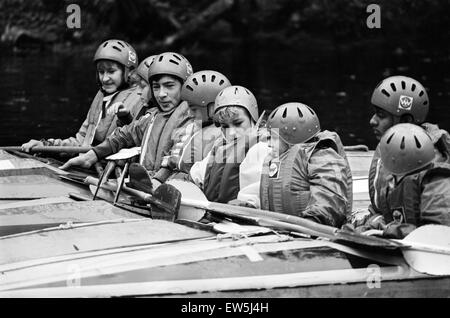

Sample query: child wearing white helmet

[374,124,450,238]
[21,39,148,153]
[161,70,232,180]
[128,55,158,118]
[189,85,268,203]
[236,102,353,227]
[348,75,450,233]
[61,52,195,190]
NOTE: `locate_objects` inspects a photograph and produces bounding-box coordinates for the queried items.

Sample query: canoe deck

[3,149,427,298]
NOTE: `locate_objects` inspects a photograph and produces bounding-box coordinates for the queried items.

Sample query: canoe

[4,148,447,297]
[0,149,373,237]
[0,219,448,297]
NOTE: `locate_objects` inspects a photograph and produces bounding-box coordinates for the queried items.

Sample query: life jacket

[84,86,145,147]
[260,130,352,216]
[203,132,259,203]
[139,101,192,172]
[178,124,222,174]
[422,122,450,163]
[385,162,450,226]
[369,122,450,213]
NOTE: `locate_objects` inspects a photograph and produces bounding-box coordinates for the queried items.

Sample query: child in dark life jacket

[60,52,195,189]
[164,70,232,180]
[236,102,353,227]
[374,124,450,238]
[21,39,148,152]
[190,85,268,204]
[347,76,450,232]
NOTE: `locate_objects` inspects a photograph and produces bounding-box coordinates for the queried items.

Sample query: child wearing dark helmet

[21,39,148,153]
[373,124,450,238]
[189,85,268,204]
[347,76,450,233]
[236,102,353,227]
[61,52,195,190]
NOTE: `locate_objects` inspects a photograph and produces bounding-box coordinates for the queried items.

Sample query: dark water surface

[1,42,449,150]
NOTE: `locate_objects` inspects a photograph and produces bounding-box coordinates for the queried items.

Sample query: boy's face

[268,130,290,158]
[190,105,209,122]
[369,106,398,140]
[152,75,182,112]
[97,60,124,94]
[217,107,252,142]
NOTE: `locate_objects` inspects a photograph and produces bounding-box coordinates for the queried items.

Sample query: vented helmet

[147,52,193,83]
[93,39,138,69]
[266,102,321,144]
[181,70,231,107]
[371,76,429,124]
[136,55,156,82]
[379,123,434,175]
[214,85,258,122]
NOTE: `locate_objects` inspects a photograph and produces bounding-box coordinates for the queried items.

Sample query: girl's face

[217,107,253,142]
[97,60,124,94]
[152,75,182,112]
[369,107,399,140]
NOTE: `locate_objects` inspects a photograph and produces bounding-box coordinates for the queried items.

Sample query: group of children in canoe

[20,39,450,239]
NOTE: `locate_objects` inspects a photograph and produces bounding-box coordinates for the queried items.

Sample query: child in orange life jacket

[236,103,353,227]
[162,70,232,180]
[189,85,268,203]
[60,52,195,190]
[373,123,450,239]
[21,39,148,153]
[347,76,450,232]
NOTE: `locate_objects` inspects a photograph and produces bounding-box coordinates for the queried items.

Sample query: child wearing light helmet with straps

[128,55,158,118]
[347,76,450,234]
[21,39,148,153]
[189,85,269,204]
[236,102,353,227]
[374,124,450,239]
[163,70,232,180]
[61,52,195,190]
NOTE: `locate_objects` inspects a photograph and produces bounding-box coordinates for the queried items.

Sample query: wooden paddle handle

[84,176,175,214]
[85,176,151,201]
[1,146,92,154]
[206,200,338,237]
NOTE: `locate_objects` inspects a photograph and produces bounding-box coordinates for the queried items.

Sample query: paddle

[84,176,180,218]
[166,179,398,247]
[396,225,450,276]
[166,179,450,275]
[0,146,92,155]
[93,147,142,200]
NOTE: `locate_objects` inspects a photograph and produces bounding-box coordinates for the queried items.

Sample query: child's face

[152,75,182,112]
[189,105,209,122]
[217,107,252,142]
[97,60,124,94]
[369,106,398,140]
[268,130,290,157]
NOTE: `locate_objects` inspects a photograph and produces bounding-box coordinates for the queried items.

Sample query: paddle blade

[89,185,115,202]
[166,179,208,222]
[151,184,181,221]
[401,225,450,276]
[106,147,141,161]
[128,163,153,193]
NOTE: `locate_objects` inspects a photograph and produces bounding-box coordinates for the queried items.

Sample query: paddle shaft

[1,146,92,154]
[84,176,175,214]
[181,198,337,237]
[393,240,450,255]
[180,197,400,248]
